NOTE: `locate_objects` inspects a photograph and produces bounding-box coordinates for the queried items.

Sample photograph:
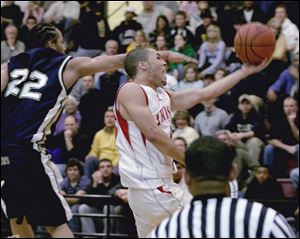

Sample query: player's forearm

[198,68,252,102]
[269,139,290,151]
[159,50,197,64]
[148,131,185,166]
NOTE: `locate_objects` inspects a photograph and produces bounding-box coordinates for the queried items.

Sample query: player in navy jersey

[1,23,197,238]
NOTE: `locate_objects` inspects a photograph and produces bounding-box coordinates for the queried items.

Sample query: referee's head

[185,136,236,196]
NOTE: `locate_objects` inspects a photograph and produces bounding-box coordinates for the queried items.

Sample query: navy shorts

[1,144,72,226]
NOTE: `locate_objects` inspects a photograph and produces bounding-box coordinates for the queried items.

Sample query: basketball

[234,22,276,65]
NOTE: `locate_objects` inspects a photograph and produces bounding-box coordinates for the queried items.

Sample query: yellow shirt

[87,128,119,167]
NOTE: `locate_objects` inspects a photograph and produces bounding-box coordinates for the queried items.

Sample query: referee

[149,137,296,238]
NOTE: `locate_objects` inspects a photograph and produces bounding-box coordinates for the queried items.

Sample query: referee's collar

[192,194,228,202]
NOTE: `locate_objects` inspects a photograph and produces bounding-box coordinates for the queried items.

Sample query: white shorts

[128,181,191,238]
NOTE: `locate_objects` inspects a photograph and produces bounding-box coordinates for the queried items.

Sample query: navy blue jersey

[1,48,73,145]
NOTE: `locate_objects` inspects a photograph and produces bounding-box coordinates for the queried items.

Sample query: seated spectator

[214,68,236,114]
[245,165,284,209]
[60,158,91,233]
[236,1,266,24]
[194,10,214,50]
[172,110,199,146]
[274,3,299,54]
[126,30,149,53]
[216,129,259,192]
[194,98,229,136]
[47,115,90,175]
[268,17,288,63]
[79,159,122,234]
[96,69,127,102]
[22,1,44,25]
[198,24,226,78]
[172,63,204,92]
[179,1,199,17]
[84,107,119,178]
[74,4,110,57]
[54,95,81,136]
[170,11,195,48]
[169,35,196,81]
[1,1,23,39]
[264,97,299,177]
[153,34,169,51]
[267,52,299,103]
[149,15,171,46]
[226,94,265,167]
[136,1,173,38]
[1,24,25,64]
[78,76,106,144]
[112,6,142,53]
[19,15,38,46]
[43,1,80,42]
[202,73,215,86]
[173,137,193,202]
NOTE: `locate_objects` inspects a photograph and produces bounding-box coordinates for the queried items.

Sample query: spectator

[216,2,237,47]
[69,75,92,102]
[268,17,288,63]
[153,1,178,13]
[149,15,171,46]
[264,97,299,177]
[189,1,216,34]
[170,11,195,48]
[169,35,196,80]
[46,115,90,175]
[54,95,81,136]
[136,1,173,38]
[43,1,80,40]
[198,24,226,77]
[153,34,169,51]
[84,107,119,178]
[78,159,122,234]
[112,6,143,53]
[267,53,299,103]
[78,75,105,144]
[172,63,204,92]
[194,10,214,50]
[173,137,193,202]
[97,69,127,106]
[19,15,38,46]
[214,68,236,114]
[172,110,199,146]
[75,5,110,57]
[290,167,299,192]
[60,158,91,233]
[1,1,23,39]
[245,165,284,209]
[126,30,149,53]
[22,1,44,25]
[226,94,265,167]
[202,73,215,86]
[236,1,266,24]
[194,98,229,136]
[216,130,258,192]
[274,4,299,54]
[1,24,25,64]
[179,1,199,17]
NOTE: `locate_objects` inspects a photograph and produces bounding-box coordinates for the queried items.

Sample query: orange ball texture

[234,22,276,65]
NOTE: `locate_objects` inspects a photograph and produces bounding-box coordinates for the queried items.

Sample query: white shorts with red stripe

[128,181,191,238]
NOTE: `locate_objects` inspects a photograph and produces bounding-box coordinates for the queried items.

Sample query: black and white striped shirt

[149,195,296,238]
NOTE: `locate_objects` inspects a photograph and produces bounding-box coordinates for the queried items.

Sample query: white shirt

[115,84,174,189]
[43,1,80,21]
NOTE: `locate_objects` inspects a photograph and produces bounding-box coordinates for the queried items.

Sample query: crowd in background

[1,1,299,236]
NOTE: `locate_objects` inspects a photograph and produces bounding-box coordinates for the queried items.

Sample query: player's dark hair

[185,136,236,180]
[27,23,58,49]
[124,48,150,79]
[66,158,84,176]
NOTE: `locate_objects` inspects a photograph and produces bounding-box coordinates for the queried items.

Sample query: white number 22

[5,69,48,101]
